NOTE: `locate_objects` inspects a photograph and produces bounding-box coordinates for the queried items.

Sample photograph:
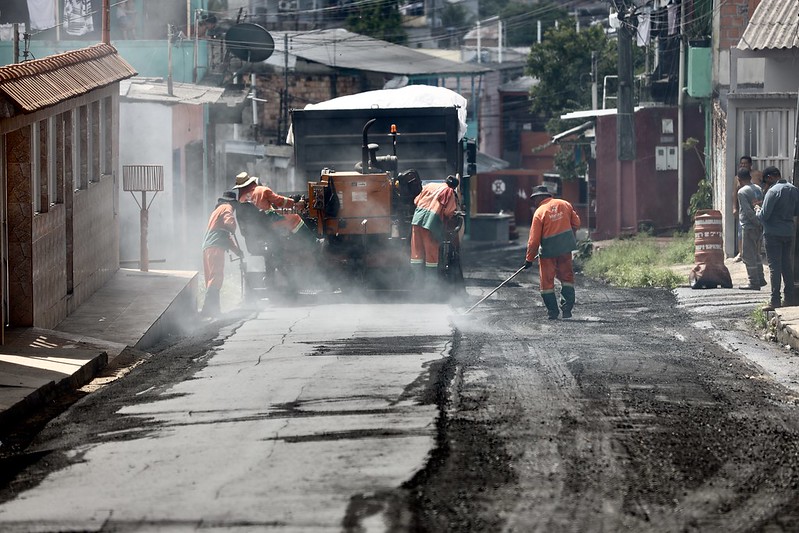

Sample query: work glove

[523,260,533,270]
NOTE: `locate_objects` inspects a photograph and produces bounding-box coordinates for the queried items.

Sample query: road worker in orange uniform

[232,172,308,236]
[411,175,459,288]
[523,185,581,320]
[201,191,242,316]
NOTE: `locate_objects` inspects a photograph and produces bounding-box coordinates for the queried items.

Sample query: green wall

[0,40,208,83]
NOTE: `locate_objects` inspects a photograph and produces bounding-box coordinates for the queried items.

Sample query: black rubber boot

[542,292,559,320]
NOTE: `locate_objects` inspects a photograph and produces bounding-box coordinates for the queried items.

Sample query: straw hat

[233,171,258,189]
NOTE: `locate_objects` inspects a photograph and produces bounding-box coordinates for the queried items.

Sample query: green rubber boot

[560,284,575,319]
[542,292,559,320]
[425,266,442,299]
[295,220,319,245]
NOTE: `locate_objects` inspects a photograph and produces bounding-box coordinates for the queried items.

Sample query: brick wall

[254,73,370,140]
[718,0,761,50]
[2,88,120,329]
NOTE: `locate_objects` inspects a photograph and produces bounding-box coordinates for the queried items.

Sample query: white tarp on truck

[287,85,468,144]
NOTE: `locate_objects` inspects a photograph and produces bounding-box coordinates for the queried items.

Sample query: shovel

[230,234,247,299]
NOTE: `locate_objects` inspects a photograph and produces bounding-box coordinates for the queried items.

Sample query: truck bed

[290,107,463,183]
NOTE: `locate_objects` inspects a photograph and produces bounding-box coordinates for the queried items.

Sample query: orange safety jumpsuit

[201,201,240,316]
[203,202,239,289]
[526,197,580,318]
[240,185,304,235]
[411,183,457,268]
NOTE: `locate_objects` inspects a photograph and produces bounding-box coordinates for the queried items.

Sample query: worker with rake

[523,185,581,320]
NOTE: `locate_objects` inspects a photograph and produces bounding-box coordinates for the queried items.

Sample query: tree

[526,23,616,118]
[525,23,616,181]
[440,3,473,32]
[501,1,568,47]
[478,0,509,19]
[346,0,407,45]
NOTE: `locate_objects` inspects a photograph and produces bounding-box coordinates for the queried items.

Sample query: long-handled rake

[463,264,527,315]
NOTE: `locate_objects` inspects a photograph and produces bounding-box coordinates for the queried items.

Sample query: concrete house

[720,0,798,254]
[117,78,224,270]
[0,44,136,333]
[237,28,489,193]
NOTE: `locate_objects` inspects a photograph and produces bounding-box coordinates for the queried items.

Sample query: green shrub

[662,230,695,265]
[688,179,713,220]
[584,234,689,289]
[749,305,770,331]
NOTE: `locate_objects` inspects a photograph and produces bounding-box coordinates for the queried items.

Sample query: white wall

[765,57,799,92]
[717,49,765,87]
[118,101,178,269]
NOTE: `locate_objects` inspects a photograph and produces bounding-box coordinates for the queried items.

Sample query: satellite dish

[225,23,275,62]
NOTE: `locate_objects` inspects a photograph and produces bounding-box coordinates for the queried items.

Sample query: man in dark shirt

[756,167,799,310]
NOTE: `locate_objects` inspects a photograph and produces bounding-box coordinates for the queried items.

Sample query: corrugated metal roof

[499,76,538,93]
[120,78,224,105]
[738,0,799,50]
[0,43,137,113]
[560,107,645,120]
[267,29,490,76]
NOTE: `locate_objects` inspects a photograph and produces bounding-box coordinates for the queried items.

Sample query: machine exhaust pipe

[361,118,377,173]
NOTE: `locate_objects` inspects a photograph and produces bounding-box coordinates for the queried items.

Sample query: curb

[774,310,799,350]
[0,351,109,432]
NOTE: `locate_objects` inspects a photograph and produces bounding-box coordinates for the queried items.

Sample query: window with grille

[739,108,795,175]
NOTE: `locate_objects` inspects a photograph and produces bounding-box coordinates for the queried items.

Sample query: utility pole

[193,10,199,84]
[102,0,110,44]
[284,33,290,142]
[167,25,174,97]
[617,2,636,161]
[498,19,503,64]
[794,92,799,182]
[591,51,598,110]
[477,19,481,63]
[677,0,686,225]
[12,24,19,63]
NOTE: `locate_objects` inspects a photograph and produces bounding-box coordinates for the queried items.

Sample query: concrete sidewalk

[0,268,198,431]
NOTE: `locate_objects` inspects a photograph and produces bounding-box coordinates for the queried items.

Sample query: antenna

[225,23,275,63]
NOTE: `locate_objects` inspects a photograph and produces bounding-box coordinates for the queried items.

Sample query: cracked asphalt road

[3,241,799,531]
[405,242,799,532]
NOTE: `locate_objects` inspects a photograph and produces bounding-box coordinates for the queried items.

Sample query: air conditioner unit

[278,0,298,11]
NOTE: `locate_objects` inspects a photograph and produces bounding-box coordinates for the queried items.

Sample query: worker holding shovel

[201,190,243,317]
[523,185,581,320]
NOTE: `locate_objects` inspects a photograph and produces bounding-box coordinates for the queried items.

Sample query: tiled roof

[738,0,799,50]
[0,43,137,113]
[120,78,224,105]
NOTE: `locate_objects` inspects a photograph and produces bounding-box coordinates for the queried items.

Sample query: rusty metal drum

[693,209,724,264]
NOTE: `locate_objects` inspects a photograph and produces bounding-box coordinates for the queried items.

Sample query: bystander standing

[735,168,765,290]
[756,167,799,310]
